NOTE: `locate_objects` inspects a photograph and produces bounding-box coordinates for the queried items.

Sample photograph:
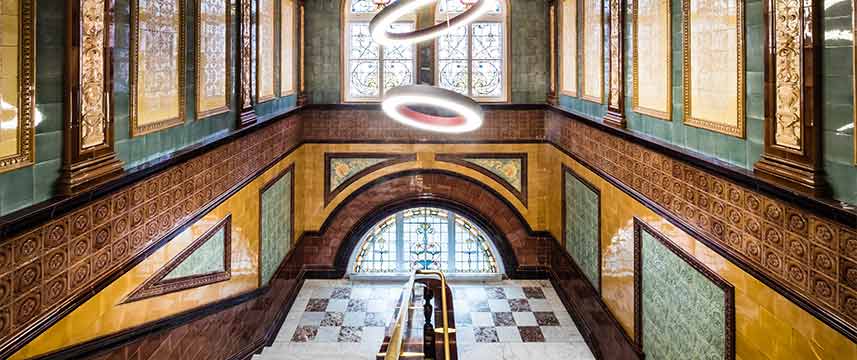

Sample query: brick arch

[293,170,549,278]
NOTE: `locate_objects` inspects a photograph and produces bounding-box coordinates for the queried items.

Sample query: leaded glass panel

[404,208,448,271]
[454,216,498,273]
[353,214,398,272]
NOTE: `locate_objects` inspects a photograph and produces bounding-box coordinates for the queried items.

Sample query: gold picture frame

[558,0,578,97]
[256,0,278,103]
[682,0,745,138]
[130,0,186,137]
[195,0,232,120]
[632,0,671,120]
[0,0,36,174]
[280,0,297,97]
[581,0,603,104]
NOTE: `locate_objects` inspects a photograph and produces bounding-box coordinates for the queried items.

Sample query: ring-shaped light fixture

[370,0,494,46]
[382,85,483,133]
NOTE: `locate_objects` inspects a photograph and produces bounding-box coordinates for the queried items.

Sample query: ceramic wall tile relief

[329,158,392,192]
[131,0,185,136]
[462,158,524,193]
[635,219,734,359]
[581,0,603,103]
[0,115,301,354]
[196,0,231,119]
[545,111,857,357]
[257,0,277,103]
[563,168,601,290]
[260,167,294,287]
[559,0,577,96]
[632,0,671,120]
[0,0,35,173]
[682,0,745,137]
[435,153,528,205]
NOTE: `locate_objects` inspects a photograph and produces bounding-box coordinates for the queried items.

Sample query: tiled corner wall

[563,169,600,289]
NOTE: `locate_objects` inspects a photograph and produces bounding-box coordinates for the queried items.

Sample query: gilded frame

[631,0,671,120]
[256,0,278,104]
[0,0,36,174]
[558,0,578,97]
[280,0,298,97]
[681,0,745,138]
[130,0,186,137]
[580,0,603,104]
[195,0,232,120]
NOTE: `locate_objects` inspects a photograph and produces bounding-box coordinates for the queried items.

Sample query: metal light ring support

[382,85,484,133]
[370,0,494,46]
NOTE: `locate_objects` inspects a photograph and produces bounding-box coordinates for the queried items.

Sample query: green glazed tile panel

[305,0,342,104]
[462,158,523,192]
[564,170,600,289]
[510,0,548,103]
[164,225,226,280]
[329,157,389,191]
[260,170,293,286]
[641,229,727,360]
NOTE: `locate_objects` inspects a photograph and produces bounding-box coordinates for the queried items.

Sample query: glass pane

[383,60,414,91]
[353,215,398,272]
[349,60,380,97]
[438,60,468,95]
[383,23,414,60]
[454,216,498,273]
[437,26,468,60]
[349,23,378,60]
[351,0,378,13]
[403,208,448,271]
[472,60,502,97]
[471,23,502,60]
[437,0,501,14]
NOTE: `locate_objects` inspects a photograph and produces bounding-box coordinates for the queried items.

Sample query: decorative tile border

[122,215,232,303]
[436,153,528,206]
[546,109,857,340]
[633,217,735,359]
[561,166,601,292]
[323,153,417,205]
[260,165,295,287]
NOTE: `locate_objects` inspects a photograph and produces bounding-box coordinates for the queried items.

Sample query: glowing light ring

[370,0,494,46]
[382,85,483,133]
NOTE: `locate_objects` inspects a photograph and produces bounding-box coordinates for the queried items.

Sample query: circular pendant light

[382,85,483,133]
[370,0,494,46]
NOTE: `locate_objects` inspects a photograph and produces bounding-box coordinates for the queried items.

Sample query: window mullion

[396,212,404,272]
[467,24,473,97]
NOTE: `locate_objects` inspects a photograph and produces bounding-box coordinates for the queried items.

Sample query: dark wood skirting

[122,215,233,303]
[633,217,736,359]
[323,153,417,205]
[435,153,528,207]
[561,165,602,293]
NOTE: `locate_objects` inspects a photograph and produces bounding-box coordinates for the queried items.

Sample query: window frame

[434,0,510,103]
[341,1,418,103]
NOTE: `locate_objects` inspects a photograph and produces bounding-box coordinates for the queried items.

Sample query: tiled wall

[0,0,65,215]
[563,169,600,289]
[304,0,549,104]
[260,168,293,287]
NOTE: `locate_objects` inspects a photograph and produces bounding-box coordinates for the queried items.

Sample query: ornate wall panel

[196,0,231,119]
[563,166,601,291]
[323,153,417,204]
[436,153,528,206]
[281,0,296,96]
[604,0,625,127]
[632,0,671,120]
[0,0,34,173]
[131,0,185,136]
[634,218,735,359]
[259,166,294,286]
[682,0,744,137]
[238,0,255,123]
[123,216,232,303]
[581,0,603,103]
[257,0,277,102]
[559,0,578,96]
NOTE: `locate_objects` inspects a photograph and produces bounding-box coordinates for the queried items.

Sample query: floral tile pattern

[260,168,293,286]
[462,158,524,192]
[329,158,389,192]
[564,169,601,290]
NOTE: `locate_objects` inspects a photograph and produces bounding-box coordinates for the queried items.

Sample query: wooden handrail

[415,270,451,360]
[383,271,417,360]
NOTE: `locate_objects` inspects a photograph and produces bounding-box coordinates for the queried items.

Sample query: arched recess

[293,170,549,278]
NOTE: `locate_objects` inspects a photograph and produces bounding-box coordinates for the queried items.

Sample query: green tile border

[633,217,735,359]
[562,165,602,292]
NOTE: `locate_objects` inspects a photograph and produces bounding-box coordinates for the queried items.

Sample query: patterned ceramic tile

[462,158,524,192]
[329,158,389,191]
[163,226,226,280]
[260,168,293,286]
[564,169,601,290]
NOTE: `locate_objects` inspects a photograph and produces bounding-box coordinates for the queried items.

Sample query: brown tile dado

[0,114,302,351]
[545,110,857,338]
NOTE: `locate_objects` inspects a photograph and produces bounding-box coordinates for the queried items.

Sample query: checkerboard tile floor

[257,279,593,360]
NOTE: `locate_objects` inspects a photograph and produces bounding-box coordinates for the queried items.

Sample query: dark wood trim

[754,0,826,196]
[435,153,528,206]
[547,139,857,343]
[633,217,736,359]
[546,0,559,105]
[547,105,856,225]
[60,0,125,195]
[121,215,233,303]
[258,164,296,287]
[603,0,625,128]
[238,0,257,127]
[323,153,417,205]
[561,165,602,293]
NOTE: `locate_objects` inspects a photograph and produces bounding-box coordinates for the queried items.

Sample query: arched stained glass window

[343,0,416,102]
[352,207,501,274]
[435,0,508,102]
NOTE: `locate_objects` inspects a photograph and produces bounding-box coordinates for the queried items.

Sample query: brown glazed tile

[70,208,91,238]
[68,234,92,265]
[810,271,838,308]
[69,259,92,291]
[42,218,69,250]
[13,289,41,327]
[12,261,41,296]
[842,227,857,261]
[0,306,10,339]
[42,272,67,309]
[762,222,786,251]
[0,244,12,276]
[840,258,857,293]
[762,198,785,226]
[112,191,131,215]
[810,245,838,279]
[810,217,839,251]
[91,198,113,227]
[763,247,785,277]
[42,247,68,279]
[0,274,10,306]
[91,246,112,279]
[11,230,41,265]
[92,223,113,251]
[840,286,857,323]
[785,258,811,292]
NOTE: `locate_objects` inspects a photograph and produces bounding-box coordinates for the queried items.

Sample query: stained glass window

[344,0,415,102]
[352,207,500,274]
[436,0,507,101]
